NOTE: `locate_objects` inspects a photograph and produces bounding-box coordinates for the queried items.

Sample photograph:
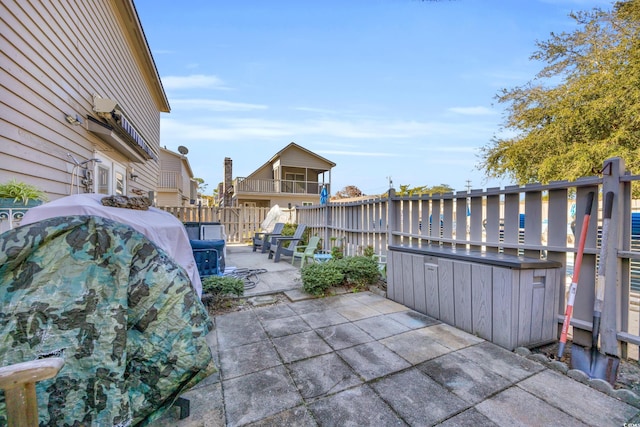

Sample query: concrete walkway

[154,245,640,426]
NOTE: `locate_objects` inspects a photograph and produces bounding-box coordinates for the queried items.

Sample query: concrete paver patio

[153,245,640,427]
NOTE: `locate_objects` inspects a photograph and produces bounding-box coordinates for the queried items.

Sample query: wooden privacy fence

[159,205,298,243]
[160,206,268,244]
[297,157,640,358]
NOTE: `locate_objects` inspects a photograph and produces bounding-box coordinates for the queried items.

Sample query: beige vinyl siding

[250,166,274,180]
[180,167,192,200]
[160,155,182,173]
[1,0,164,200]
[278,146,332,170]
[157,192,180,207]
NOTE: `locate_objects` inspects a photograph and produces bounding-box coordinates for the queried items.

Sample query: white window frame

[94,153,127,195]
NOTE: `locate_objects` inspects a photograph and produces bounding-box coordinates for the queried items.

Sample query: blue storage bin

[190,239,225,277]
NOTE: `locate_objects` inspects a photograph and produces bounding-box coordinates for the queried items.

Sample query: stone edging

[514,347,640,408]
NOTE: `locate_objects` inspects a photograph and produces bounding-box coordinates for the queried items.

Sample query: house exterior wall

[180,166,192,202]
[157,148,196,206]
[277,145,332,170]
[1,0,168,201]
[157,192,180,207]
[237,194,318,209]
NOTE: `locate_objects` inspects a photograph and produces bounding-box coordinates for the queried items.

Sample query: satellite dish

[178,146,189,155]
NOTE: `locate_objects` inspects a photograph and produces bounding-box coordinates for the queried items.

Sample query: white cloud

[417,145,479,153]
[448,106,497,116]
[161,74,229,90]
[161,118,291,140]
[293,106,341,115]
[171,99,267,112]
[160,112,499,143]
[315,150,401,157]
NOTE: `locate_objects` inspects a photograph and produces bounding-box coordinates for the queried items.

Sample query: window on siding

[95,153,127,195]
[97,165,110,194]
[115,170,125,195]
[285,173,305,193]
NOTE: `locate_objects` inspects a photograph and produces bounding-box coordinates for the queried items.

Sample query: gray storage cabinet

[387,245,562,350]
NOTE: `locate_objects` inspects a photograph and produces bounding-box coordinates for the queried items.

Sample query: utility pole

[465,180,472,192]
[387,176,393,189]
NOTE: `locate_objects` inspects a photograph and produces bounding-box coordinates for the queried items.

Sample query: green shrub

[301,255,381,296]
[339,256,380,289]
[202,275,244,305]
[283,223,301,236]
[331,245,344,259]
[301,262,344,296]
[363,245,375,258]
[279,223,301,247]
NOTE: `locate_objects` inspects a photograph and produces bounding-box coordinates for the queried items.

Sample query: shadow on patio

[154,245,640,427]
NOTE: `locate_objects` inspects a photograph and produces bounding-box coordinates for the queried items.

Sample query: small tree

[479,1,640,185]
[334,185,364,199]
[396,184,454,196]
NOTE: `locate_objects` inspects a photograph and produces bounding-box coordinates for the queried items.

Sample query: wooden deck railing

[234,177,328,195]
[158,171,182,189]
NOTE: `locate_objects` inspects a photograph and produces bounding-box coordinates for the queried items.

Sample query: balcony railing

[158,171,182,190]
[234,178,329,195]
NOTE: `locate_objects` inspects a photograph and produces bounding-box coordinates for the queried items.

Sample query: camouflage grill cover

[0,216,216,426]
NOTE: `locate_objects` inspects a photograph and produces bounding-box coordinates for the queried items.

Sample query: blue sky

[135,0,613,196]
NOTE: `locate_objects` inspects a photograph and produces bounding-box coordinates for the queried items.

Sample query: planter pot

[0,199,43,233]
[0,198,43,208]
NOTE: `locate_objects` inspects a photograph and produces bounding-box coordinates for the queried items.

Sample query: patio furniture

[313,252,333,263]
[291,235,321,267]
[0,358,64,427]
[374,254,387,279]
[269,224,307,262]
[253,222,285,253]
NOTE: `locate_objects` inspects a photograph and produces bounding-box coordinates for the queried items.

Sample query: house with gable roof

[225,142,335,208]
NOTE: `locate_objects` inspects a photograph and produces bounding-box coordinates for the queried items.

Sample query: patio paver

[315,322,374,350]
[156,245,640,427]
[307,385,406,426]
[288,353,363,400]
[222,365,303,427]
[338,341,411,381]
[371,369,469,426]
[272,330,333,363]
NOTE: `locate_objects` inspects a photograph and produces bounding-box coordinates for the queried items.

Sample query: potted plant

[0,179,47,207]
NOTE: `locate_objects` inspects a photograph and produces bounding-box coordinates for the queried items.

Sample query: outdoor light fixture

[129,167,138,181]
